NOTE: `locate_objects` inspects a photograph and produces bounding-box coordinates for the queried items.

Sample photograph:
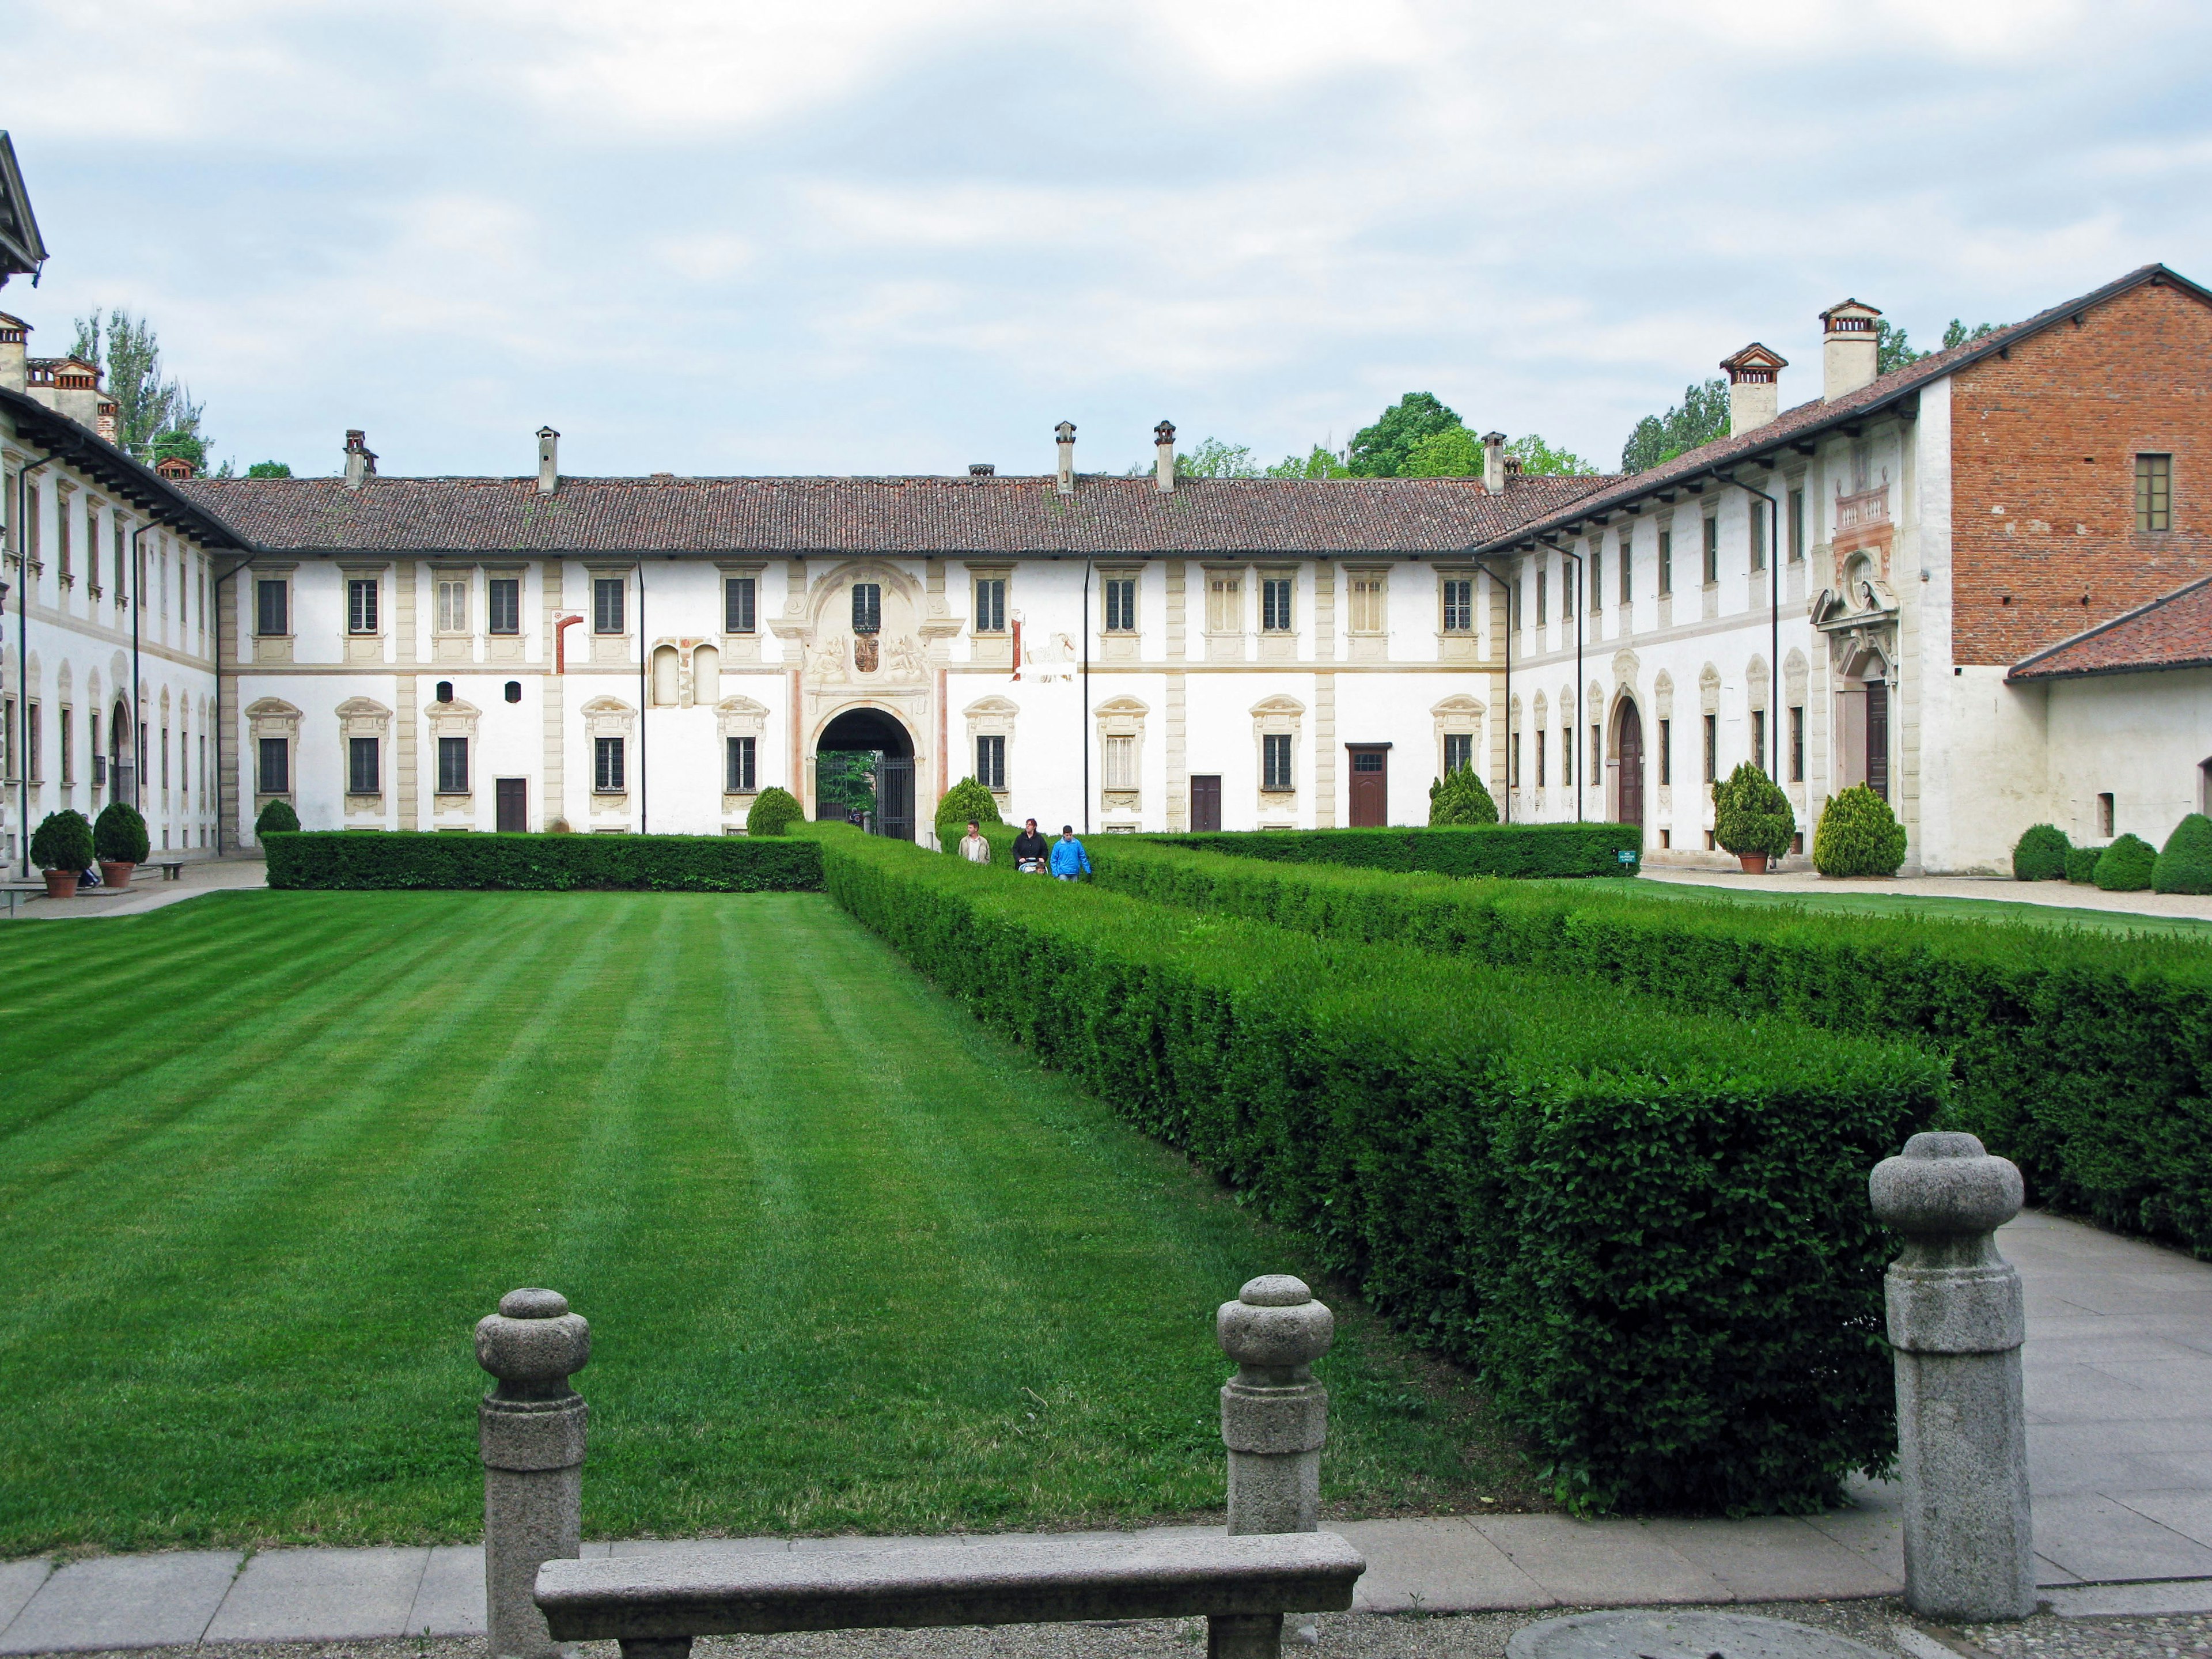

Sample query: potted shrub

[29,810,94,899]
[1712,760,1793,873]
[1427,766,1500,826]
[1812,784,1907,877]
[746,786,803,836]
[2093,832,2157,892]
[2153,813,2212,896]
[255,798,301,838]
[2010,823,2070,882]
[933,776,1005,850]
[93,801,150,890]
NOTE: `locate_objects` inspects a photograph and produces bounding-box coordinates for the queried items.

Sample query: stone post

[1869,1131,2036,1622]
[478,1288,591,1659]
[1218,1275,1334,1654]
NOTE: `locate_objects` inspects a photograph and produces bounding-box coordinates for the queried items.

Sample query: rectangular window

[1536,728,1547,787]
[726,735,757,793]
[437,736,468,794]
[1104,733,1138,791]
[1444,732,1475,773]
[437,577,469,633]
[25,483,40,564]
[1702,517,1719,585]
[488,577,521,635]
[1260,576,1293,632]
[1589,550,1603,612]
[161,726,169,789]
[1658,717,1672,786]
[1752,709,1768,775]
[1789,705,1805,783]
[1513,577,1524,628]
[1749,501,1766,573]
[973,576,1006,632]
[1619,533,1633,603]
[113,520,125,597]
[1442,577,1473,632]
[1262,732,1293,790]
[1536,569,1548,624]
[1562,559,1574,619]
[976,733,1005,791]
[348,578,379,634]
[26,701,40,783]
[1510,732,1521,788]
[851,582,881,635]
[60,706,73,785]
[1208,574,1243,632]
[594,736,626,792]
[56,498,70,580]
[2,696,16,782]
[593,576,625,634]
[2137,453,2173,532]
[1703,713,1718,783]
[1788,488,1806,562]
[1105,576,1138,632]
[1590,723,1601,778]
[349,736,380,796]
[1658,529,1673,594]
[722,575,756,634]
[256,578,288,637]
[2098,791,2115,837]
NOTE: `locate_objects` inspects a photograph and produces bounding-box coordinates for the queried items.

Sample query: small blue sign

[1618,849,1638,864]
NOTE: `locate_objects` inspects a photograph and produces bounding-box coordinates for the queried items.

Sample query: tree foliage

[1878,317,2001,373]
[1812,785,1907,877]
[246,460,293,478]
[93,801,151,864]
[1403,425,1483,477]
[1175,437,1259,478]
[30,809,94,872]
[1427,766,1499,825]
[69,309,209,460]
[1619,379,1728,474]
[1713,762,1794,859]
[1508,433,1598,476]
[1264,444,1351,479]
[1349,392,1463,478]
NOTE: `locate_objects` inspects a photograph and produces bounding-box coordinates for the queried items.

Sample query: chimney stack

[1054,421,1076,497]
[968,463,995,476]
[1154,420,1176,493]
[1482,431,1508,493]
[1719,343,1789,435]
[537,426,560,494]
[0,312,26,393]
[343,429,377,488]
[1821,299,1882,402]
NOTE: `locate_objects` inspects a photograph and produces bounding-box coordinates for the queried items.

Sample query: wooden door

[1348,746,1389,827]
[495,777,527,833]
[1190,775,1222,833]
[1866,681,1890,801]
[1615,703,1644,828]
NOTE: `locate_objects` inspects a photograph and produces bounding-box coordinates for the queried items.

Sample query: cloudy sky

[12,1,2212,480]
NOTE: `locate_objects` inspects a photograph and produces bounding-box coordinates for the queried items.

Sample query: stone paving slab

[1331,1518,1550,1612]
[2028,1493,2212,1582]
[0,1551,241,1654]
[0,1567,48,1642]
[202,1548,428,1643]
[1631,1517,1899,1602]
[1463,1517,1730,1606]
[403,1546,483,1637]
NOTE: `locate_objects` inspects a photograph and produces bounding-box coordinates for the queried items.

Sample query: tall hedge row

[1078,838,2212,1256]
[804,825,1943,1514]
[1138,822,1642,879]
[265,830,823,892]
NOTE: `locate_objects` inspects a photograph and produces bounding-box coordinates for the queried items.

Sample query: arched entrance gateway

[814,707,916,841]
[1611,699,1645,832]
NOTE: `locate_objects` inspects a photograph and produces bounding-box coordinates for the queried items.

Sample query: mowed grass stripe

[0,892,1527,1553]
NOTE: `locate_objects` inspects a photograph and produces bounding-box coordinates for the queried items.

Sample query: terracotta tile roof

[174,471,1612,558]
[1472,263,2212,553]
[2007,573,2212,681]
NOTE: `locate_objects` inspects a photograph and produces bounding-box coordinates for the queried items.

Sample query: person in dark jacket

[1010,817,1049,874]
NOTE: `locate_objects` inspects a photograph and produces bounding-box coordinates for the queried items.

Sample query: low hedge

[2065,844,2104,884]
[1075,836,2212,1256]
[804,824,1942,1515]
[2095,833,2158,892]
[266,830,823,892]
[2012,824,2071,882]
[1135,822,1641,879]
[2157,815,2212,896]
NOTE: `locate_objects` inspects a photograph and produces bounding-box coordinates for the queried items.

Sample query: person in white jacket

[959,821,992,865]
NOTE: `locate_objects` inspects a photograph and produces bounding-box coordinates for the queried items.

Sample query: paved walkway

[1,858,268,922]
[1,1212,2207,1650]
[1642,863,2212,923]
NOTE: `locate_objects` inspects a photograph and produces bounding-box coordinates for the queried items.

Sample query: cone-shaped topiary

[1713,761,1794,860]
[2093,832,2157,892]
[2153,813,2212,895]
[933,776,1004,847]
[30,809,94,872]
[2012,823,2071,881]
[1812,784,1907,877]
[1427,766,1499,826]
[746,786,803,836]
[2065,843,2103,883]
[255,798,301,836]
[93,800,150,864]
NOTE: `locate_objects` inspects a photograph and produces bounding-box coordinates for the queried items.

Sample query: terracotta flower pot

[99,861,136,891]
[1737,853,1770,874]
[42,869,79,899]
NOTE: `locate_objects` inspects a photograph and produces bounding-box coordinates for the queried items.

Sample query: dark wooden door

[495,777,528,833]
[1348,746,1389,827]
[1615,703,1644,828]
[1190,775,1222,833]
[1867,681,1890,801]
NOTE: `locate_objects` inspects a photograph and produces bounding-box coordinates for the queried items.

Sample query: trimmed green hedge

[804,824,1942,1515]
[1135,822,1641,879]
[2012,824,2071,882]
[1076,836,2212,1257]
[266,831,823,892]
[2065,843,2104,884]
[2157,815,2212,896]
[2096,833,2158,892]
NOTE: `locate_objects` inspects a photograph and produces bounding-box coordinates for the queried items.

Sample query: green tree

[246,460,293,479]
[1875,319,1922,374]
[69,309,209,459]
[1349,392,1462,478]
[1508,434,1598,476]
[1264,444,1351,479]
[1402,425,1482,476]
[933,777,1004,849]
[1942,319,1999,350]
[1427,766,1498,825]
[1175,437,1259,479]
[1712,762,1794,861]
[1619,379,1728,474]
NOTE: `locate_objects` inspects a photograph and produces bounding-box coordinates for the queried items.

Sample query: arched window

[435,680,454,703]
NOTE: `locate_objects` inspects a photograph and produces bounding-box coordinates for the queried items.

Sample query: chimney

[97,400,118,446]
[1054,420,1075,497]
[343,429,377,488]
[968,463,995,476]
[1821,299,1882,401]
[1154,420,1176,493]
[1482,431,1508,493]
[155,455,197,480]
[0,312,25,392]
[1719,343,1789,435]
[537,426,559,494]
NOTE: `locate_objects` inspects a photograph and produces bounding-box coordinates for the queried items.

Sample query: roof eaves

[1,385,250,548]
[2006,571,2212,681]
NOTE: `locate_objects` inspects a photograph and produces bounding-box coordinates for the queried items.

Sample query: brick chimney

[537,426,559,494]
[1482,431,1508,493]
[343,429,377,488]
[155,455,196,480]
[1821,300,1881,401]
[1720,343,1789,435]
[1055,420,1075,497]
[0,312,25,392]
[1154,420,1176,494]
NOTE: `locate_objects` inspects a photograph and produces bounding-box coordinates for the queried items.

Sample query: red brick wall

[1949,276,2212,664]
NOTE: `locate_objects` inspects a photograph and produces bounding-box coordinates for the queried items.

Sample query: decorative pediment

[1430,694,1486,718]
[1247,695,1303,718]
[964,695,1020,719]
[335,696,392,720]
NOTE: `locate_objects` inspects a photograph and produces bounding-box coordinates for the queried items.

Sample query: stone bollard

[1217,1274,1333,1656]
[1869,1132,2036,1623]
[478,1288,591,1659]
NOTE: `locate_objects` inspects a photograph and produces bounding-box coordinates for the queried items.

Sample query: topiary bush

[2012,823,2071,882]
[933,776,1003,848]
[2065,843,2103,884]
[1713,762,1794,860]
[93,801,150,864]
[1812,785,1906,877]
[2094,832,2158,892]
[1428,766,1499,826]
[745,786,803,836]
[255,798,301,836]
[30,810,94,872]
[2153,814,2212,896]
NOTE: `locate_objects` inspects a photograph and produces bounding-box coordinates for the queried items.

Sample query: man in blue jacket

[1048,824,1092,881]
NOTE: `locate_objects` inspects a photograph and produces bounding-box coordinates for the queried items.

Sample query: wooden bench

[537,1532,1364,1659]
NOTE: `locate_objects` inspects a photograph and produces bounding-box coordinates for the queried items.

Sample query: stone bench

[535,1532,1365,1659]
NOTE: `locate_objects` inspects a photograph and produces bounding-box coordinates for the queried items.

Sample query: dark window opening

[256,578,288,637]
[349,736,380,795]
[505,681,522,703]
[726,735,756,793]
[595,736,625,793]
[851,583,882,635]
[724,575,756,634]
[438,736,468,794]
[976,734,1005,791]
[1105,577,1137,632]
[488,577,520,635]
[593,577,624,634]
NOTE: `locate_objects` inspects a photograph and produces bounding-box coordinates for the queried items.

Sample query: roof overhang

[1,385,249,548]
[0,134,48,286]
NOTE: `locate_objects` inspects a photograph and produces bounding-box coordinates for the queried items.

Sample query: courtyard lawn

[1574,877,2212,938]
[0,892,1529,1557]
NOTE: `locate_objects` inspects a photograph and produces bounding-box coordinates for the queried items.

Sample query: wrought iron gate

[876,756,915,842]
